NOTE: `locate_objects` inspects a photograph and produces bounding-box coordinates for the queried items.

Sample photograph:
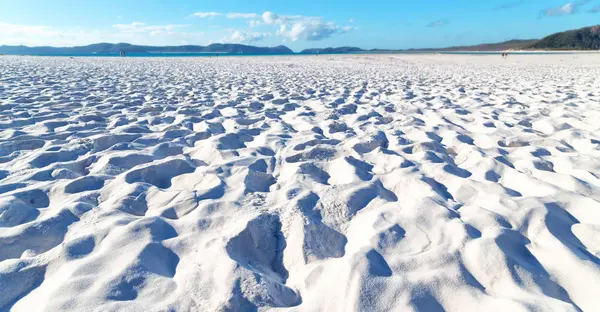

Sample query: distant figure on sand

[120,51,126,57]
[502,52,508,59]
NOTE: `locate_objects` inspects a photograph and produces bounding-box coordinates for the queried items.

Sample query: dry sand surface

[1,54,600,311]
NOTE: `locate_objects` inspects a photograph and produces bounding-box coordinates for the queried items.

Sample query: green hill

[528,25,600,50]
[404,39,539,52]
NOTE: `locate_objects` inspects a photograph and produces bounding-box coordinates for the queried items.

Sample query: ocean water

[2,51,592,57]
[7,52,281,57]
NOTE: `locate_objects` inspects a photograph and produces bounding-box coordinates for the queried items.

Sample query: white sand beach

[1,54,600,311]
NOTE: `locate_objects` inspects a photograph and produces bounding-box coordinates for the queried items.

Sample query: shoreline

[2,50,600,58]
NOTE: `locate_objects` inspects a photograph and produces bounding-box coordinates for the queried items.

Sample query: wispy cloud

[542,3,576,16]
[0,22,204,46]
[427,19,449,27]
[1,10,355,46]
[495,0,525,10]
[0,23,57,37]
[112,22,145,31]
[191,12,222,18]
[540,0,591,17]
[112,22,191,35]
[0,23,93,46]
[226,13,259,19]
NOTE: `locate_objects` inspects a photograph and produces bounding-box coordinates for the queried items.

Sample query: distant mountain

[300,47,365,54]
[409,39,539,52]
[0,43,294,55]
[528,25,600,50]
[300,25,600,53]
[299,40,539,54]
[3,25,599,56]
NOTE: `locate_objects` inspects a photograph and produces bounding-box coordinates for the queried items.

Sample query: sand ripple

[1,54,600,311]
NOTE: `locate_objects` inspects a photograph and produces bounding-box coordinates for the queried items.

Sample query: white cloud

[262,11,280,24]
[546,3,575,15]
[542,1,592,16]
[112,22,191,35]
[189,10,354,42]
[227,30,268,43]
[277,18,353,41]
[560,3,576,13]
[112,22,145,31]
[261,11,306,25]
[257,11,353,41]
[1,10,355,47]
[111,22,203,42]
[192,12,222,18]
[0,23,81,46]
[227,13,259,19]
[0,23,58,37]
[0,22,205,47]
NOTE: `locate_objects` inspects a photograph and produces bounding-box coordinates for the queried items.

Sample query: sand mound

[1,54,600,311]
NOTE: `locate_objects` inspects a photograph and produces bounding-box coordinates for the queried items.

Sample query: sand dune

[1,54,599,311]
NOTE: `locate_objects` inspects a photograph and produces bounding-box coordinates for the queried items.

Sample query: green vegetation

[402,40,539,52]
[528,25,600,50]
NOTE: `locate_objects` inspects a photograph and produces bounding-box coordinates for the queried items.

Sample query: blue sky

[1,0,599,50]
